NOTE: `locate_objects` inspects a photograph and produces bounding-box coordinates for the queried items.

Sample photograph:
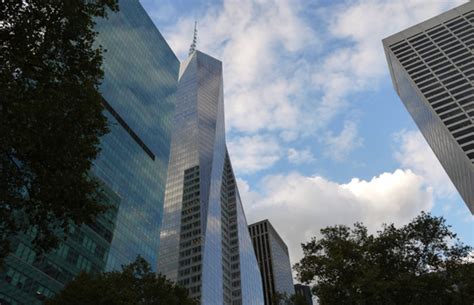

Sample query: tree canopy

[294,212,474,305]
[45,256,197,305]
[1,0,118,262]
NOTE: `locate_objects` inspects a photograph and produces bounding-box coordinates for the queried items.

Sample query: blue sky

[139,0,473,265]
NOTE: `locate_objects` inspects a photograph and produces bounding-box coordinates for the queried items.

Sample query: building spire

[188,21,197,56]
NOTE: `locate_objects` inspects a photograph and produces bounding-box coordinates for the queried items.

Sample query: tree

[273,292,309,305]
[0,0,118,263]
[294,212,474,305]
[45,256,197,305]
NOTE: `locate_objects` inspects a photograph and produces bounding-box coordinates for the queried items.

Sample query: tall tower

[0,1,179,304]
[383,2,474,214]
[249,220,295,305]
[157,50,264,305]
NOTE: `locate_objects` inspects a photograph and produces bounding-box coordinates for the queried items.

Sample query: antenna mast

[189,21,197,56]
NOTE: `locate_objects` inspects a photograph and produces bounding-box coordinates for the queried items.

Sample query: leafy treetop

[294,212,474,305]
[45,256,197,305]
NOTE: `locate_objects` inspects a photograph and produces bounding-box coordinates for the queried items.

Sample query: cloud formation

[287,148,316,164]
[312,0,465,124]
[239,169,433,267]
[322,120,363,161]
[393,129,456,198]
[155,0,465,173]
[162,0,315,134]
[227,135,282,174]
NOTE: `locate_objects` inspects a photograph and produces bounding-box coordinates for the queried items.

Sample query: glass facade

[0,1,179,304]
[93,0,179,271]
[249,220,295,305]
[383,2,474,214]
[157,50,264,305]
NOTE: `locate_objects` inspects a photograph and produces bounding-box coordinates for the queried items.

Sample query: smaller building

[249,220,294,305]
[294,284,313,305]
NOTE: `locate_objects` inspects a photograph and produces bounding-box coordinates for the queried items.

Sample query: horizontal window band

[101,98,156,161]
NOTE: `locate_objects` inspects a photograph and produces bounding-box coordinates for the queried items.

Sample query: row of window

[0,292,24,305]
[2,267,53,302]
[250,226,276,305]
[391,9,474,162]
[178,264,201,277]
[177,274,201,286]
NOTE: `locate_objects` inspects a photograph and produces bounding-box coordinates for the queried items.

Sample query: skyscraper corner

[383,2,474,214]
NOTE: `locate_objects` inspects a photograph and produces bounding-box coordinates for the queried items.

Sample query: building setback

[0,1,179,304]
[249,220,295,305]
[383,2,474,214]
[294,284,313,305]
[156,49,264,305]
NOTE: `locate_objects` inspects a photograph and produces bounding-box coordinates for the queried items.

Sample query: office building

[249,220,294,305]
[383,2,474,214]
[294,284,313,305]
[156,48,264,305]
[0,1,179,304]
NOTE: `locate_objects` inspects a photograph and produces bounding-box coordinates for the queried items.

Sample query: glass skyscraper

[249,220,295,305]
[383,2,474,214]
[0,1,179,304]
[157,50,264,305]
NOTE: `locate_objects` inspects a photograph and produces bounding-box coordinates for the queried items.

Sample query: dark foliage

[0,1,118,263]
[295,212,474,305]
[45,256,197,305]
[273,292,310,305]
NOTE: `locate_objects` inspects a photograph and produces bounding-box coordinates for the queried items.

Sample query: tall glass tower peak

[157,50,264,305]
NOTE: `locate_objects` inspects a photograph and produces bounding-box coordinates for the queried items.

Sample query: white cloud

[287,148,315,164]
[150,0,466,175]
[328,0,465,87]
[162,0,315,134]
[393,129,456,198]
[465,250,474,263]
[236,177,262,205]
[311,0,466,131]
[227,135,282,174]
[322,121,363,161]
[239,169,433,267]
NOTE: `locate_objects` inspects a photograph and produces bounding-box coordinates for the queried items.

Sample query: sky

[139,0,473,275]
